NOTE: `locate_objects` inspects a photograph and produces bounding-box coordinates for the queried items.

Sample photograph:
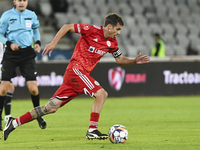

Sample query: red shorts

[51,68,102,107]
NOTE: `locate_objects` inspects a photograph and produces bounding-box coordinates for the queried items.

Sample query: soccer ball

[108,124,128,143]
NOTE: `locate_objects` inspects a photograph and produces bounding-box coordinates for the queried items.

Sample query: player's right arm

[42,24,75,56]
[0,13,19,51]
[0,13,8,45]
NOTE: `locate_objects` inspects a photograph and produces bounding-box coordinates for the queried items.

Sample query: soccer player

[3,13,150,141]
[0,0,46,131]
[0,42,15,131]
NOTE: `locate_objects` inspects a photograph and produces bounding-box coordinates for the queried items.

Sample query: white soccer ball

[108,124,128,143]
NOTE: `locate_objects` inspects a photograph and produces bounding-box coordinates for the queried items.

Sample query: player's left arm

[32,12,41,53]
[115,52,150,65]
[33,28,41,53]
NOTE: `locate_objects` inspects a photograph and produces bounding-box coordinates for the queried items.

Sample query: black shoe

[3,117,15,141]
[86,129,108,140]
[37,117,46,129]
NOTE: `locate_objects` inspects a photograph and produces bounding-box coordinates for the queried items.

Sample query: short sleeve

[74,24,93,35]
[32,11,39,29]
[0,13,8,35]
[0,13,9,44]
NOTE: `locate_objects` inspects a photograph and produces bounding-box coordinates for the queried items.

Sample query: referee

[0,0,46,129]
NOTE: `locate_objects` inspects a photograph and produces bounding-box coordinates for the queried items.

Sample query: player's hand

[134,52,150,64]
[42,43,55,57]
[34,44,41,53]
[10,43,19,51]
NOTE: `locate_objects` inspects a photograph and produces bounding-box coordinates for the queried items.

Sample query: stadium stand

[1,0,200,58]
[165,45,175,56]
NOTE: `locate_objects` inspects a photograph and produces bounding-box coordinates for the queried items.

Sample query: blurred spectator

[186,43,198,55]
[50,0,69,13]
[151,33,165,57]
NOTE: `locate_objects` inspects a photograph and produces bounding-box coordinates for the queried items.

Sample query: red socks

[89,112,99,129]
[16,112,33,126]
[15,112,100,129]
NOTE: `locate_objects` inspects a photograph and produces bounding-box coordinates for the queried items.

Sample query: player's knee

[0,85,9,96]
[0,88,8,96]
[101,89,108,99]
[95,89,108,100]
[29,87,39,95]
[103,90,108,99]
[27,81,39,95]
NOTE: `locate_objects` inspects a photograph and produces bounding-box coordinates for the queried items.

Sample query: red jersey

[67,24,119,75]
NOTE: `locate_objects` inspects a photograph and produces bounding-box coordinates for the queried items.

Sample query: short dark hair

[154,33,160,38]
[103,13,124,27]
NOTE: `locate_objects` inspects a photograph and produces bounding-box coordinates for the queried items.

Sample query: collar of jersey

[12,7,27,15]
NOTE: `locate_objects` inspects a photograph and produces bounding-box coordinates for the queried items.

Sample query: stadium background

[1,0,200,98]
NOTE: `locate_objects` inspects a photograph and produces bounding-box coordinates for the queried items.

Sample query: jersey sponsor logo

[88,46,106,55]
[89,46,95,52]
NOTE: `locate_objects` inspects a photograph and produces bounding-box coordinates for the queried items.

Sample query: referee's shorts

[1,46,37,81]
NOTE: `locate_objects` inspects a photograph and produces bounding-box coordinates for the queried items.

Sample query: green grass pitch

[0,96,200,150]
